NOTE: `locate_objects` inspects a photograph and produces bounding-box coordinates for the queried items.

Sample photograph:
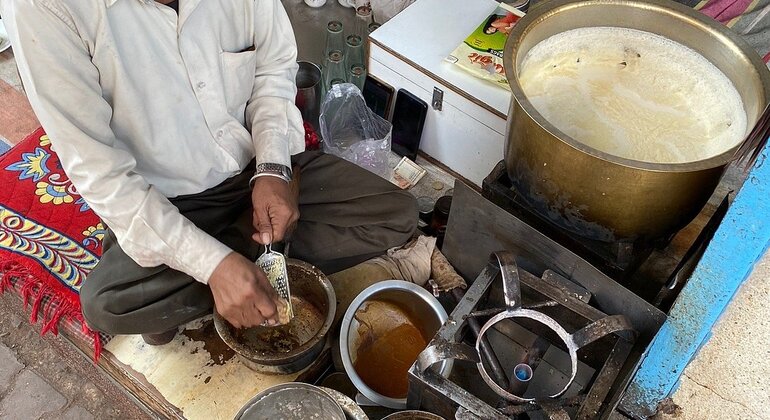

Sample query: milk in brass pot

[503,0,770,242]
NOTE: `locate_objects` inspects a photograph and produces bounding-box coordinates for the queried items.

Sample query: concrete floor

[0,295,149,419]
[657,252,770,419]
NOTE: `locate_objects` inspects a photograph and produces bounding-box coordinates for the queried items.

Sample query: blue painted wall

[622,148,770,418]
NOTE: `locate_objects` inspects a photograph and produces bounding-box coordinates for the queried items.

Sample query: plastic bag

[371,0,416,24]
[320,83,392,178]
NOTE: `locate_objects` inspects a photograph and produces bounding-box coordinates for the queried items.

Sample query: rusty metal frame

[408,253,636,419]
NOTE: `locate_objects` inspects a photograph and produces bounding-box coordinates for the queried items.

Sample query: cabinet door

[369,47,506,186]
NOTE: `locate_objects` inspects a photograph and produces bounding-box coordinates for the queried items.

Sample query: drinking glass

[365,23,381,63]
[322,50,347,94]
[354,5,373,41]
[349,64,367,91]
[345,35,365,69]
[323,21,345,62]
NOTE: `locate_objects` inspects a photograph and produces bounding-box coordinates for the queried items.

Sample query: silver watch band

[250,163,292,186]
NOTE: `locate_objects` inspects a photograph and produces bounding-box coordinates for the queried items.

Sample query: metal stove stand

[408,252,636,420]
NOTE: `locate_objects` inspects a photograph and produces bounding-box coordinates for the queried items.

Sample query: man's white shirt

[1,0,306,283]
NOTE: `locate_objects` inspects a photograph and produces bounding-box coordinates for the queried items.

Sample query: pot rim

[503,0,770,173]
[338,280,449,410]
[213,258,336,366]
[234,382,346,420]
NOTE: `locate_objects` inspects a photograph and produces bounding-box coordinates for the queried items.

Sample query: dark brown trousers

[80,152,417,334]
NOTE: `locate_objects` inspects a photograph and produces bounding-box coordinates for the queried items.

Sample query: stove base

[482,161,663,279]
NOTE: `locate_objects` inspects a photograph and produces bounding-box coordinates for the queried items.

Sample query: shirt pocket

[220,50,257,120]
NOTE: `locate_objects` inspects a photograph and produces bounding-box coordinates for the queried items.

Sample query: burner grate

[408,255,635,419]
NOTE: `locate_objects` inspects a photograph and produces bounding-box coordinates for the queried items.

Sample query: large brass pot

[503,0,770,241]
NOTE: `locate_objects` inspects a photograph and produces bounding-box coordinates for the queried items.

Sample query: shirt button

[197,81,206,89]
[216,130,224,138]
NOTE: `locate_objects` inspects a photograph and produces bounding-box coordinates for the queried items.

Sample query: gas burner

[482,161,662,279]
[408,252,636,419]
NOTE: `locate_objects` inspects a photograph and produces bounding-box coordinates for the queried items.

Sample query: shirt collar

[105,0,155,7]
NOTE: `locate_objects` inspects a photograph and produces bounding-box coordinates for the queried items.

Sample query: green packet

[446,3,525,90]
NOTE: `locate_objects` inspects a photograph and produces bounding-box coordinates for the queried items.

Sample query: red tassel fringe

[0,260,102,361]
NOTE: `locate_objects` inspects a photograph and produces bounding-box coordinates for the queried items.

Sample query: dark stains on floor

[180,319,235,366]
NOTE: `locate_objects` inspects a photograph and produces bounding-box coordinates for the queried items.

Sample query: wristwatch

[250,163,293,185]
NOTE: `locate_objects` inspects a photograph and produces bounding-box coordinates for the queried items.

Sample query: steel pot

[503,0,770,242]
[382,411,445,420]
[214,259,335,374]
[339,280,451,409]
[295,61,322,132]
[234,383,345,420]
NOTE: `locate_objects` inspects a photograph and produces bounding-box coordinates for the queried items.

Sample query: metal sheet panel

[441,181,665,342]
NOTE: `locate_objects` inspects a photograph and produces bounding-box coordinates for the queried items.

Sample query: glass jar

[417,196,435,225]
[431,195,453,249]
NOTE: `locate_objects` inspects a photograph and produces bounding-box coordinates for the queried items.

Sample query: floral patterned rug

[0,128,108,359]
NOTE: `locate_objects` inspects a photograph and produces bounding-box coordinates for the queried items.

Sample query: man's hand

[251,175,300,245]
[209,252,279,328]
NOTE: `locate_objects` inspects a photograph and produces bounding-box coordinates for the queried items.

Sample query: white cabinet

[369,0,511,186]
